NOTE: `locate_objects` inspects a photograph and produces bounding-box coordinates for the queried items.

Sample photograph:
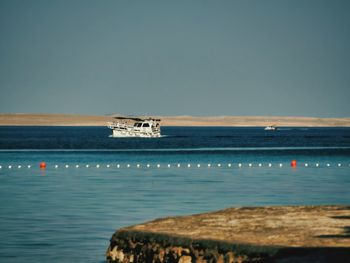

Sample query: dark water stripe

[1,146,350,152]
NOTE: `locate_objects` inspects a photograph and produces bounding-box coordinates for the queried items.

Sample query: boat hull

[111,129,161,138]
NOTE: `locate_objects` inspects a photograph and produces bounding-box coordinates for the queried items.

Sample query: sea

[0,126,349,262]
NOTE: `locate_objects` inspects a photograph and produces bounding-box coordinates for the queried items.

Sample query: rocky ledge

[106,205,350,262]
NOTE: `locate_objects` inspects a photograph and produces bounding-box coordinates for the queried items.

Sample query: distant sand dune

[0,113,349,127]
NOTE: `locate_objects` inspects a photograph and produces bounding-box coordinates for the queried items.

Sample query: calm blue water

[0,126,349,262]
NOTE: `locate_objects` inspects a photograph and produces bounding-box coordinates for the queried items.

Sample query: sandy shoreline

[0,113,349,127]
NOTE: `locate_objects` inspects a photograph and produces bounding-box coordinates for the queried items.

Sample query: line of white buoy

[0,163,349,170]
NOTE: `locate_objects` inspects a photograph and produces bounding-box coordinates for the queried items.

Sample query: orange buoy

[39,162,46,169]
[291,160,297,168]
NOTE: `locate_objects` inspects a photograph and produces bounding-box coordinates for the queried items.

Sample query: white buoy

[305,163,308,167]
[147,164,150,168]
[208,163,211,167]
[127,164,130,168]
[76,165,79,168]
[248,163,252,167]
[0,165,2,169]
[338,163,341,167]
[86,164,89,168]
[8,165,12,169]
[28,165,31,169]
[96,164,100,168]
[167,164,171,168]
[279,163,283,167]
[268,163,272,167]
[187,164,191,168]
[238,163,242,167]
[117,164,120,168]
[107,164,110,168]
[326,163,330,167]
[65,164,69,168]
[258,163,262,167]
[316,163,319,167]
[197,164,201,168]
[218,163,221,167]
[228,163,232,167]
[55,165,58,168]
[177,163,181,167]
[157,164,160,168]
[136,164,140,168]
[18,165,21,169]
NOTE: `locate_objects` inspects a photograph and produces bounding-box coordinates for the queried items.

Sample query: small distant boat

[107,116,161,138]
[264,125,278,131]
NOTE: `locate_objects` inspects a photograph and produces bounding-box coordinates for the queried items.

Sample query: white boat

[264,125,277,131]
[107,117,161,138]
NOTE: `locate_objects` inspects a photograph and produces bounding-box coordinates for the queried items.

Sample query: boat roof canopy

[113,116,161,122]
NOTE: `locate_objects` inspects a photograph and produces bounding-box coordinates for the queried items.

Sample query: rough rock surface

[107,205,350,262]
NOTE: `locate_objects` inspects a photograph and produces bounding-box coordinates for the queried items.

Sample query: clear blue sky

[1,0,349,117]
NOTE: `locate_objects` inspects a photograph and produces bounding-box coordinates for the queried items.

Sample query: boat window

[137,123,142,127]
[142,123,150,127]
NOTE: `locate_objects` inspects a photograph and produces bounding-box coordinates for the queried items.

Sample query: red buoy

[40,162,46,169]
[291,160,297,168]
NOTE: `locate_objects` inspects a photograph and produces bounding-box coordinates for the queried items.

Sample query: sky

[0,0,349,117]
